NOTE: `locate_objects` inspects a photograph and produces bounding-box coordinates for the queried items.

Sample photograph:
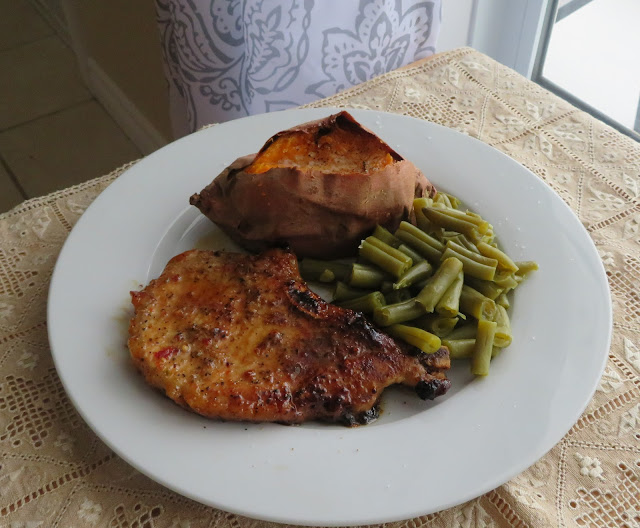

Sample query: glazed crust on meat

[128,249,450,425]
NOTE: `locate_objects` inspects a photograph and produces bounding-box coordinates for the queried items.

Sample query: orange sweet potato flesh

[190,111,436,258]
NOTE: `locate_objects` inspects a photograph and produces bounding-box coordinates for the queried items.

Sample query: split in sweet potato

[190,111,436,258]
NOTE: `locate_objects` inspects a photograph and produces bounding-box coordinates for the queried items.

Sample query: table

[1,47,638,527]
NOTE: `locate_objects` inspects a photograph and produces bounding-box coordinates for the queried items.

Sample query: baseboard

[86,59,169,155]
[29,0,169,154]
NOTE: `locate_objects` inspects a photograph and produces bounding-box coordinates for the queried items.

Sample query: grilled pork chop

[128,248,451,425]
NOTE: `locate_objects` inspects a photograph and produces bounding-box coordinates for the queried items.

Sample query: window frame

[529,0,640,141]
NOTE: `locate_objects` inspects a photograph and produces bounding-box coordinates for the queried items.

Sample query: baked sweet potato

[190,111,435,258]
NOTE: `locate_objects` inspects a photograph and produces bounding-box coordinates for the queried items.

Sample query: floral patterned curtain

[156,0,442,137]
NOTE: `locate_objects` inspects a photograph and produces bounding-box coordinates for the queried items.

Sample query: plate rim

[47,107,612,526]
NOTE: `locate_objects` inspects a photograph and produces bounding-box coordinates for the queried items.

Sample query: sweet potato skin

[190,112,435,258]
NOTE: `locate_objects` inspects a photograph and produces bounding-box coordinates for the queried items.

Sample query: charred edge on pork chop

[128,248,450,425]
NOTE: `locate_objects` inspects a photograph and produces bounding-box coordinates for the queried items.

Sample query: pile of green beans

[299,192,538,376]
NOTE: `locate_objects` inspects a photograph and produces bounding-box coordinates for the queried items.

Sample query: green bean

[395,230,443,263]
[434,192,452,207]
[458,235,481,253]
[415,216,431,234]
[442,338,476,359]
[422,209,481,242]
[433,316,459,337]
[413,315,459,337]
[333,281,374,302]
[397,221,445,249]
[459,285,497,321]
[348,263,387,289]
[413,197,433,210]
[493,271,519,289]
[384,288,412,305]
[364,237,413,267]
[401,289,415,303]
[337,291,386,314]
[441,247,497,281]
[471,320,497,376]
[431,192,462,209]
[477,242,518,272]
[494,305,512,347]
[442,208,490,231]
[466,211,485,221]
[394,260,433,290]
[397,244,425,263]
[318,269,335,282]
[387,324,442,354]
[444,193,462,209]
[436,271,464,316]
[422,207,489,239]
[431,226,445,240]
[465,277,504,300]
[481,231,495,245]
[299,259,350,282]
[359,240,411,279]
[496,291,510,309]
[372,225,402,248]
[373,298,424,327]
[440,231,463,244]
[416,257,463,312]
[446,322,477,340]
[446,241,498,267]
[380,280,394,293]
[515,261,539,277]
[413,197,434,233]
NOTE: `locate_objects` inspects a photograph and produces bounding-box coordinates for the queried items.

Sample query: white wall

[437,0,549,78]
[472,0,548,77]
[438,0,476,52]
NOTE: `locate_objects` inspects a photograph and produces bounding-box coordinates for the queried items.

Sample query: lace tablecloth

[1,47,638,527]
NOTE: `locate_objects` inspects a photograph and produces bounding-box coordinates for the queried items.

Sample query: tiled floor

[0,0,141,214]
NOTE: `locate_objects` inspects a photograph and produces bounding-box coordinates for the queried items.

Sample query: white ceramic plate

[48,109,611,526]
